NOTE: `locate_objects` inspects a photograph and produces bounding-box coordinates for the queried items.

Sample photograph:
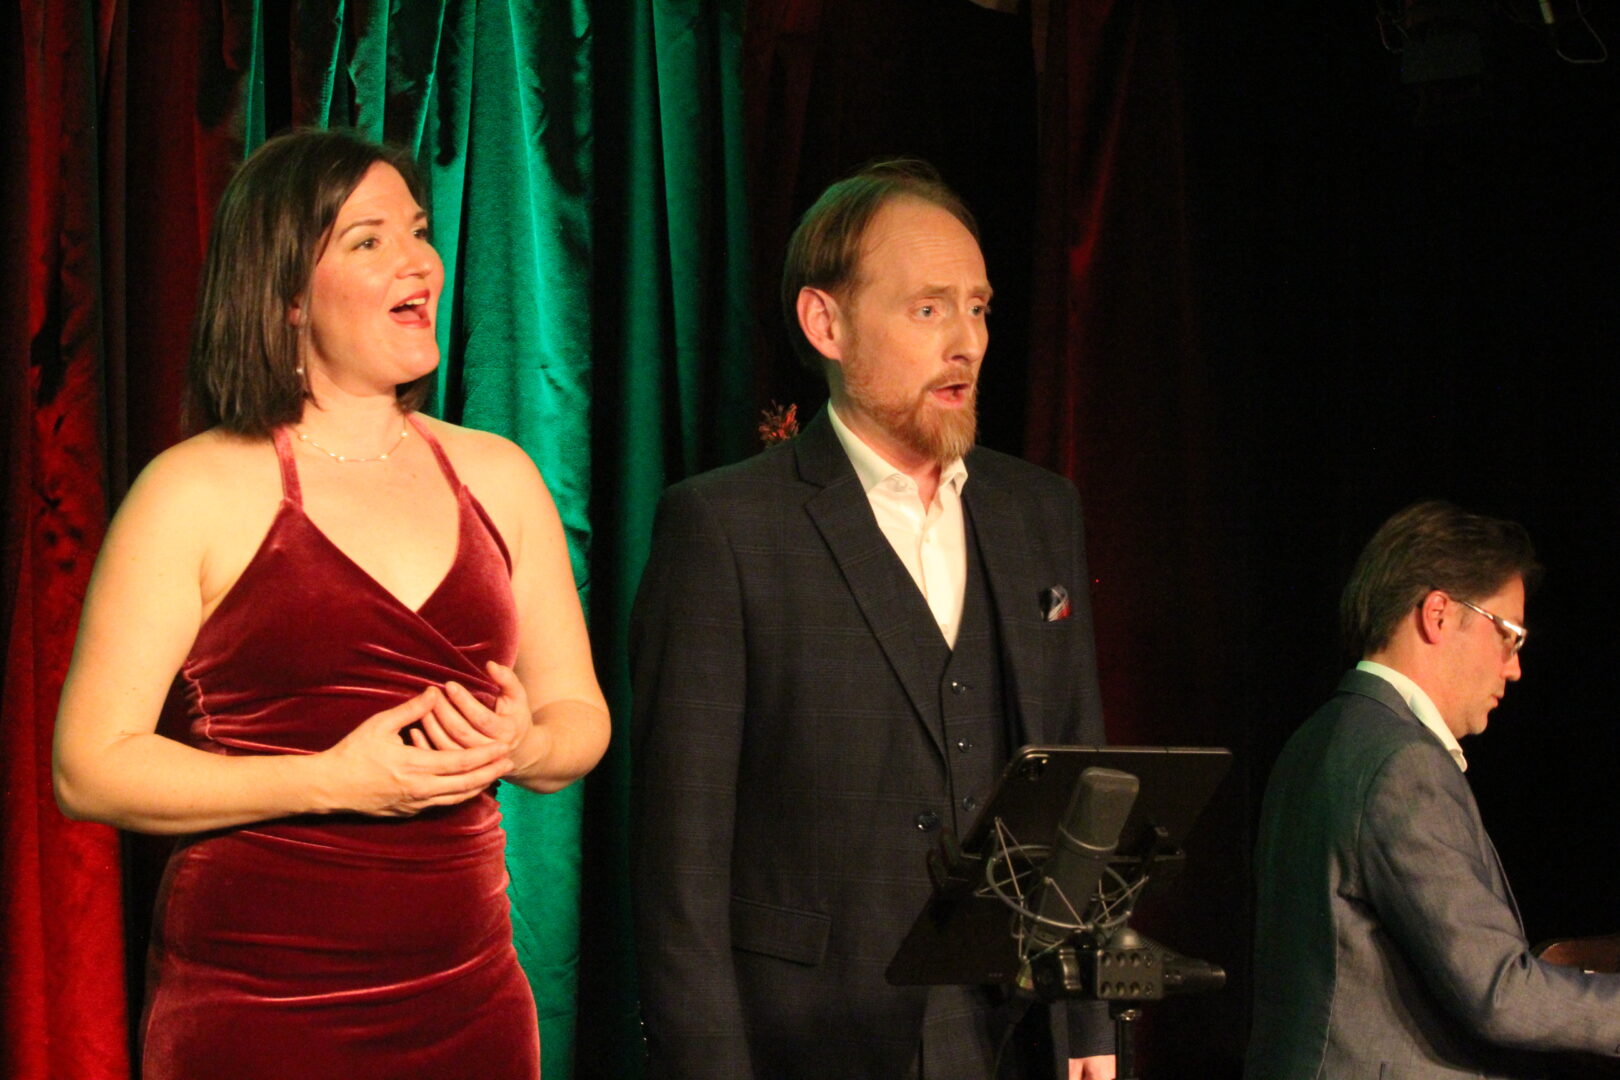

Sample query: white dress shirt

[828,403,969,647]
[1356,659,1467,772]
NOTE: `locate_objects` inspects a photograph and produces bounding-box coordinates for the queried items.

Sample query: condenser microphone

[1028,767,1139,951]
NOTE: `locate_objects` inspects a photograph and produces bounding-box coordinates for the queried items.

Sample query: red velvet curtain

[5,4,128,1078]
[3,4,248,1077]
[1024,8,1256,1069]
[1025,1,1229,751]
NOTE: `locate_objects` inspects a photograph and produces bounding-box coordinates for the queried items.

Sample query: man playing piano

[1247,500,1620,1078]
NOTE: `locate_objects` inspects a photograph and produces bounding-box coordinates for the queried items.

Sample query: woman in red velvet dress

[51,130,609,1079]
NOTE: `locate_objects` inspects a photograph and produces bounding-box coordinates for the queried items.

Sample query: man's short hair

[780,159,978,373]
[1340,499,1542,657]
[185,128,431,436]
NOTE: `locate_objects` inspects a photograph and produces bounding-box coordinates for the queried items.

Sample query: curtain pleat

[2,4,128,1080]
[577,3,753,1075]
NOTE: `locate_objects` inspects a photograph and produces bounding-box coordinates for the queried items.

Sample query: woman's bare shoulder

[414,415,545,493]
[412,416,558,569]
[115,429,282,543]
[130,429,277,502]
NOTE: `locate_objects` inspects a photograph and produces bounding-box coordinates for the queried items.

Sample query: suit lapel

[797,410,944,758]
[962,467,1047,745]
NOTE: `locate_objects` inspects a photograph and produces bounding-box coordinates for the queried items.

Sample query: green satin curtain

[230,3,751,1075]
[580,2,752,1073]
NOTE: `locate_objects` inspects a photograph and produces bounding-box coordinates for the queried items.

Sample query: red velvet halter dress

[141,417,540,1079]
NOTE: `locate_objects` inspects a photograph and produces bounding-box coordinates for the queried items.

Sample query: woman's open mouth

[389,291,432,327]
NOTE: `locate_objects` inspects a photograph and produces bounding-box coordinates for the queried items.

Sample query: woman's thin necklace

[294,421,411,464]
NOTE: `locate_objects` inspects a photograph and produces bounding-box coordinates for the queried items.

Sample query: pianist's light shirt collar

[828,402,969,647]
[1356,659,1467,772]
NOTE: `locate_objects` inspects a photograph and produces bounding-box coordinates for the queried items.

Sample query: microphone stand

[1018,832,1226,1080]
[1113,1005,1142,1080]
[1024,923,1221,1080]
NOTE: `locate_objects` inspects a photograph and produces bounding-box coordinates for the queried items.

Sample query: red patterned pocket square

[1041,585,1072,622]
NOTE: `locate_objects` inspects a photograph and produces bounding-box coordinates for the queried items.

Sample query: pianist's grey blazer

[1246,668,1620,1079]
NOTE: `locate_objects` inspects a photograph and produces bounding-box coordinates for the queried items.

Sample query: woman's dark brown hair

[186,129,431,435]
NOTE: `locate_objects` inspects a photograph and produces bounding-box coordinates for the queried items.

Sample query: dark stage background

[4,2,1617,1078]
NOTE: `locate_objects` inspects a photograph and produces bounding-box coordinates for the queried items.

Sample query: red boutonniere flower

[758,402,800,447]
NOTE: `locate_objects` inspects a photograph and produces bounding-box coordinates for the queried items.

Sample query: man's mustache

[925,368,977,393]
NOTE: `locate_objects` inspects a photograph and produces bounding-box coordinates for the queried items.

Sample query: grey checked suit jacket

[630,409,1107,1079]
[1246,669,1620,1079]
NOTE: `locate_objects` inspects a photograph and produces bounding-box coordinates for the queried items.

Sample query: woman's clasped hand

[317,683,516,817]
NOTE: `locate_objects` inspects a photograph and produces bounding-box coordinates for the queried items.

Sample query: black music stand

[886,745,1231,1076]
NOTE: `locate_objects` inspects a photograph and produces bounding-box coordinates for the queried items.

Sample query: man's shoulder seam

[666,444,801,492]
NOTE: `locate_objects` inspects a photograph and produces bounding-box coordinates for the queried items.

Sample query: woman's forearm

[54,732,332,834]
[506,699,611,793]
[55,687,514,833]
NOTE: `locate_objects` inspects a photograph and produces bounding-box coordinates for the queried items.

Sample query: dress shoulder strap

[407,413,463,489]
[270,427,303,505]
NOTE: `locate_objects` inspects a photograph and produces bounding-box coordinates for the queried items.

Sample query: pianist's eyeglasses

[1445,594,1527,656]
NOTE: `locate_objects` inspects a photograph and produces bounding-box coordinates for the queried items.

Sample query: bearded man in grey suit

[631,161,1115,1079]
[1247,500,1620,1079]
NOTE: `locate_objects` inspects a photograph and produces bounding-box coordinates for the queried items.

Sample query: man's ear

[1415,589,1449,644]
[796,286,844,365]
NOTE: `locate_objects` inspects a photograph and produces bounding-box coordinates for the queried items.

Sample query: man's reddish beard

[842,359,978,466]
